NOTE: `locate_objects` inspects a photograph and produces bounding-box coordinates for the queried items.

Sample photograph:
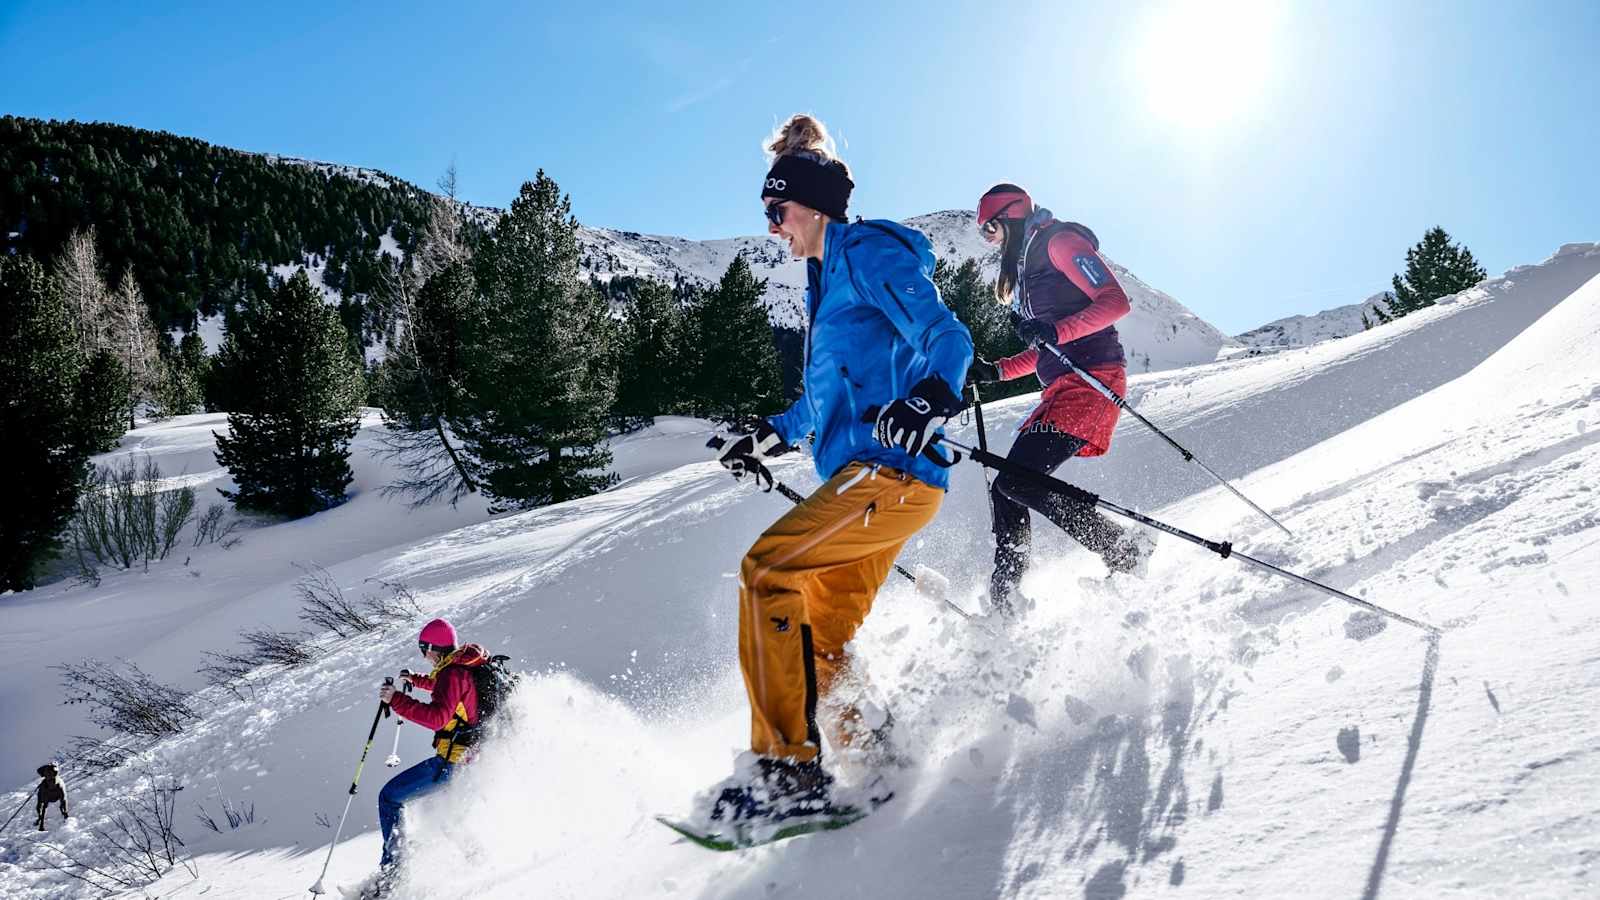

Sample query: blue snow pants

[377,755,454,866]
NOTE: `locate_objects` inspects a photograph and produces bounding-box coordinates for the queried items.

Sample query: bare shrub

[195,797,255,833]
[192,502,243,549]
[58,658,197,738]
[68,455,198,580]
[294,563,373,636]
[196,626,315,699]
[61,736,140,777]
[362,577,425,627]
[240,628,316,666]
[196,651,262,701]
[156,484,195,558]
[295,565,423,638]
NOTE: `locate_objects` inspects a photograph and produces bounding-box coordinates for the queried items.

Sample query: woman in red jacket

[372,618,485,876]
[968,184,1150,616]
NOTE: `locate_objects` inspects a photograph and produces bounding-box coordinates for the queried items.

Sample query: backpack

[466,654,518,729]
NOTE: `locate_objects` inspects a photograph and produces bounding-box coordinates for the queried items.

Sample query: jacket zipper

[1019,223,1041,319]
[882,280,914,323]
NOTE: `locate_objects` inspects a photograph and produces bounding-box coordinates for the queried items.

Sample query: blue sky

[3,0,1597,333]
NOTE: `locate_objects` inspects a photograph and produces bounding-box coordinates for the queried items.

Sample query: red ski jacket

[391,644,485,761]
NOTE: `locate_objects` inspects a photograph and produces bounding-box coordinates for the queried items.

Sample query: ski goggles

[979,198,1026,237]
[764,200,790,227]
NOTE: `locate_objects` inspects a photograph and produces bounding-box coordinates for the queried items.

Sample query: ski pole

[1029,338,1294,538]
[309,679,393,897]
[706,436,988,629]
[384,681,413,768]
[932,433,1440,635]
[966,382,997,501]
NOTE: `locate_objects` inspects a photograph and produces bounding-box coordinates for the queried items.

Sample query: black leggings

[989,428,1126,611]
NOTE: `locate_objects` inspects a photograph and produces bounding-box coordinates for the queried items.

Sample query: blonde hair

[765,114,851,176]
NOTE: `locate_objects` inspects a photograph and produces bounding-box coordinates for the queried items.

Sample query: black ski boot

[710,756,843,825]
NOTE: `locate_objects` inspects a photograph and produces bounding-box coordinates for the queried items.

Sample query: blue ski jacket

[767,219,973,490]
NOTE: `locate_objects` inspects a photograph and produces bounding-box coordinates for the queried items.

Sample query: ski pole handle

[381,676,394,719]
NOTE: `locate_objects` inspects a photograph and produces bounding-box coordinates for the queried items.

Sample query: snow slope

[2,246,1599,899]
[1234,291,1392,351]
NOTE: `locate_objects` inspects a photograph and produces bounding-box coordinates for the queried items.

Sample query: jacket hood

[830,219,937,276]
[1027,207,1099,251]
[435,643,488,675]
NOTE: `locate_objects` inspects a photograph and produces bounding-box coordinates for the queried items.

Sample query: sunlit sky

[4,0,1597,333]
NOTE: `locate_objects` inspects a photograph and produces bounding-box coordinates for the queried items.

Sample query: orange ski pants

[738,462,944,762]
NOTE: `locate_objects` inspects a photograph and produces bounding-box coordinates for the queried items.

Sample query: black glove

[1014,316,1058,347]
[714,421,790,489]
[967,358,1001,385]
[873,376,963,458]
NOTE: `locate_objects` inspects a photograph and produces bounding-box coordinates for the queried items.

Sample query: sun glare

[1135,0,1283,133]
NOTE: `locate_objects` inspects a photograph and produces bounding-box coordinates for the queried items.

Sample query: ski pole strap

[967,384,990,454]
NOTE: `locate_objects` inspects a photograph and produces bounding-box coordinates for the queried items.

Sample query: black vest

[1015,219,1126,381]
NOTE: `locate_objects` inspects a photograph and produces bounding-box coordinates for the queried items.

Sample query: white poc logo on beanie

[765,178,787,191]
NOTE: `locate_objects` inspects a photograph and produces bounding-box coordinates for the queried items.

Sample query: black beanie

[761,153,853,222]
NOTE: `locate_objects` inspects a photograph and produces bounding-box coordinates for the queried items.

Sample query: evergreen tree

[153,331,210,416]
[374,258,480,506]
[613,277,689,427]
[454,173,617,509]
[935,257,1021,361]
[690,253,784,423]
[0,256,92,590]
[212,271,365,517]
[1388,226,1488,318]
[934,257,1029,399]
[73,349,131,453]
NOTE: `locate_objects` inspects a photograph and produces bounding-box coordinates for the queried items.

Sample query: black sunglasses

[764,200,788,227]
[418,641,431,654]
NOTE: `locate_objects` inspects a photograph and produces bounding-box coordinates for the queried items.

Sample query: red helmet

[977,183,1032,229]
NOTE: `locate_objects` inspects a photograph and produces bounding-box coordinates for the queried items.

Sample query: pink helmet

[418,618,457,649]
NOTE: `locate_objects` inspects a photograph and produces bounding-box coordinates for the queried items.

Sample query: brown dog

[35,764,68,831]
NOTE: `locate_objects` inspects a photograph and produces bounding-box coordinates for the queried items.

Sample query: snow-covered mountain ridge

[239,155,1230,372]
[1234,242,1600,351]
[1233,291,1392,351]
[576,208,1236,373]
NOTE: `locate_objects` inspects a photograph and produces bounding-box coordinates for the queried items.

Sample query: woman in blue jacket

[706,114,972,825]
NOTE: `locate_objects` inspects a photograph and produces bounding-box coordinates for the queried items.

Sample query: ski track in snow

[2,248,1600,899]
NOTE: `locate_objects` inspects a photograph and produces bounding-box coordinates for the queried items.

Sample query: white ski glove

[713,421,790,489]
